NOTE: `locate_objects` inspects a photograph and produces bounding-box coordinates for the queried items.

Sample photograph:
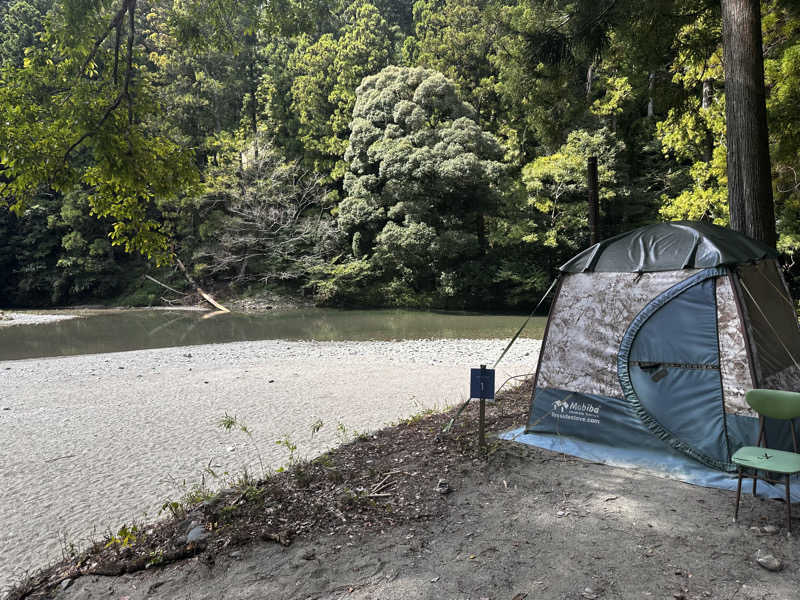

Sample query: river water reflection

[0,308,546,361]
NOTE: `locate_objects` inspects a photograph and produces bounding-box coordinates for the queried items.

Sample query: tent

[524,221,800,473]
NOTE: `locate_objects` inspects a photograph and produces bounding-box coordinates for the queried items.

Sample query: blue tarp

[501,426,800,501]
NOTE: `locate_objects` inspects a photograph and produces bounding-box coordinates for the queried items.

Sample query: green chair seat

[732,389,800,533]
[732,446,800,474]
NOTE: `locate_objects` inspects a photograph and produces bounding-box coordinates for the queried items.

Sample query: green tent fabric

[561,221,778,273]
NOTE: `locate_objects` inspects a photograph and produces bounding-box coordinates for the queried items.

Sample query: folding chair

[732,389,800,532]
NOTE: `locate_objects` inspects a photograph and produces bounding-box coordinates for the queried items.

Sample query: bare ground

[6,381,800,600]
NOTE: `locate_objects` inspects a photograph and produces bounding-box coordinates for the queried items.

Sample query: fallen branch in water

[174,258,230,313]
[144,274,185,296]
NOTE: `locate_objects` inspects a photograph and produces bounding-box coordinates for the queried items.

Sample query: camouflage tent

[527,222,800,471]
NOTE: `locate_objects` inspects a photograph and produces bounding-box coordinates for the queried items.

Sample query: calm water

[0,308,546,361]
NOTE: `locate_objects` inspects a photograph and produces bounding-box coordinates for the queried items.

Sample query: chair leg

[753,468,758,497]
[735,466,743,522]
[786,474,792,534]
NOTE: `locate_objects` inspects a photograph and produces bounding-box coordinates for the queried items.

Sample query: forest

[1,0,799,309]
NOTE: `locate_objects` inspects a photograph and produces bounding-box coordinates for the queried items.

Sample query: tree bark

[586,62,594,99]
[702,78,714,162]
[587,156,600,245]
[246,33,258,158]
[721,0,776,247]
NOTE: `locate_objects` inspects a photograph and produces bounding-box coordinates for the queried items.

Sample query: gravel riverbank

[0,313,78,327]
[0,337,540,590]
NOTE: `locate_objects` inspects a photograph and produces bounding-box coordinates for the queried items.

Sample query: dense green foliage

[1,0,799,308]
[319,66,506,306]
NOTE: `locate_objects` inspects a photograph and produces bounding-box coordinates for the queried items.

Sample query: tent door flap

[619,268,731,470]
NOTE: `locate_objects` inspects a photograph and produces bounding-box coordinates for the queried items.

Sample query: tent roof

[560,221,778,273]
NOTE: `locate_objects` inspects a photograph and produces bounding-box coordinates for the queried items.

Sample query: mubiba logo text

[552,399,600,424]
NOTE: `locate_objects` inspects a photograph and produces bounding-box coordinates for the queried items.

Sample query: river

[0,307,546,361]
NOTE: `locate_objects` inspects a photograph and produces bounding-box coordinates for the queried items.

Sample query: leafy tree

[764,2,800,258]
[520,128,628,262]
[654,1,800,258]
[0,191,139,306]
[194,133,337,285]
[317,65,506,307]
[0,0,199,262]
[0,0,325,263]
[143,7,253,154]
[370,0,415,35]
[656,11,728,224]
[288,0,394,179]
[0,199,62,305]
[257,37,304,159]
[0,0,51,67]
[404,0,500,127]
[1,0,797,309]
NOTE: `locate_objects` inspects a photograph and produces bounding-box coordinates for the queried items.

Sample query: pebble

[435,479,452,494]
[184,520,200,534]
[60,578,73,590]
[186,526,210,543]
[755,549,782,571]
[762,525,779,534]
[301,549,316,560]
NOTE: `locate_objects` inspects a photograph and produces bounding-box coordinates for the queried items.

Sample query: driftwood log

[145,260,230,313]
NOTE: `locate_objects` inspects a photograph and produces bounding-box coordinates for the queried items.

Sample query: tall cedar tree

[721,0,777,247]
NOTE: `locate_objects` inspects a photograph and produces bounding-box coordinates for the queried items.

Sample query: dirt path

[54,452,800,600]
[59,465,800,599]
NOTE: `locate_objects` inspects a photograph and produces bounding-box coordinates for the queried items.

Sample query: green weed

[218,413,266,478]
[104,524,140,550]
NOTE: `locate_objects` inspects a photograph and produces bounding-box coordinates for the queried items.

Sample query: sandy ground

[0,338,540,590]
[50,438,800,600]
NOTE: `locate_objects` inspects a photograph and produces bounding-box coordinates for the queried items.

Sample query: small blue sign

[470,367,495,401]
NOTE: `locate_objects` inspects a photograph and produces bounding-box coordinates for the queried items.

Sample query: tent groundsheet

[500,426,800,502]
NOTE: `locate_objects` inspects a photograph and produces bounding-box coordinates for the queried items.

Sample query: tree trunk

[586,62,594,99]
[587,156,600,245]
[702,79,714,163]
[721,0,776,247]
[246,33,258,159]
